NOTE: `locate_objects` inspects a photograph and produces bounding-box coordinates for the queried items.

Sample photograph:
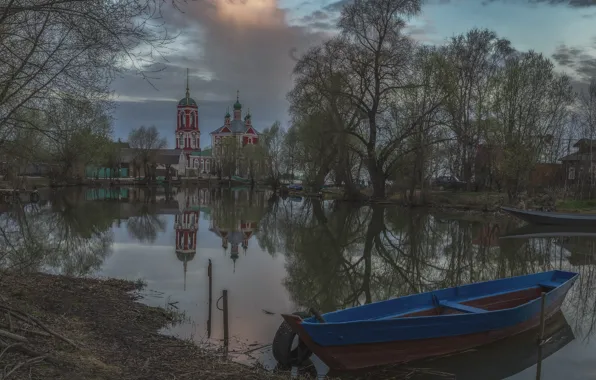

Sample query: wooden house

[559,139,596,185]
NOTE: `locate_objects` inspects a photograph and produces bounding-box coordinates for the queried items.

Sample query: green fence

[85,167,129,178]
[85,188,129,200]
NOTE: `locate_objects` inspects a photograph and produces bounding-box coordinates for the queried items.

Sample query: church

[174,73,260,177]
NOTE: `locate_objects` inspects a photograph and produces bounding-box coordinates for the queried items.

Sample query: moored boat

[501,206,596,226]
[281,270,578,371]
[500,224,596,239]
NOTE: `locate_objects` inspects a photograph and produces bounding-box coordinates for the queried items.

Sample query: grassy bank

[0,272,287,380]
[556,199,596,213]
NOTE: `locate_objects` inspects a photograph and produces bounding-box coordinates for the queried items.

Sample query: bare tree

[333,0,422,199]
[576,80,596,191]
[44,95,113,182]
[440,29,513,189]
[128,125,167,182]
[0,0,179,156]
[260,121,286,189]
[490,51,574,202]
[219,136,241,181]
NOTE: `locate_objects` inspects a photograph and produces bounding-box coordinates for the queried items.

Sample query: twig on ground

[3,355,47,379]
[0,305,78,348]
[7,312,13,332]
[240,344,271,355]
[0,341,61,365]
[0,324,51,338]
[0,329,27,342]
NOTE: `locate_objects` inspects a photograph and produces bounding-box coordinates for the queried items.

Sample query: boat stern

[551,270,580,286]
[280,314,346,370]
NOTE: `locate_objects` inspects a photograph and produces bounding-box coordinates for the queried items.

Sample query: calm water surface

[1,187,595,379]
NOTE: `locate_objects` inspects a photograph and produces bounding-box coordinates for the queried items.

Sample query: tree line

[0,0,179,185]
[278,0,596,203]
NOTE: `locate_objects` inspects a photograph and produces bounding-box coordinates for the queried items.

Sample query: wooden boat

[501,206,596,226]
[282,270,578,371]
[315,309,574,379]
[500,224,596,239]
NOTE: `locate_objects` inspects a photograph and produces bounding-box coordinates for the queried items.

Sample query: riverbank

[0,272,286,380]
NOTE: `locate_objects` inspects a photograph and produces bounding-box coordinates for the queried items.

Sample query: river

[1,186,594,379]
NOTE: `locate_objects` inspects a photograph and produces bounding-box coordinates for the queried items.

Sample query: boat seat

[439,300,488,314]
[538,281,560,290]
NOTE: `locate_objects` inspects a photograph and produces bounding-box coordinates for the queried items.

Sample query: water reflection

[0,188,595,379]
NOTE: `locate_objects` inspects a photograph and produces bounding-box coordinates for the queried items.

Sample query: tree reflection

[126,205,167,244]
[275,200,596,341]
[0,190,116,276]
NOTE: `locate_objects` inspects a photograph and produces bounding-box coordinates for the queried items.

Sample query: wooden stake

[309,308,326,323]
[535,292,546,380]
[538,292,546,344]
[207,260,212,339]
[223,289,229,356]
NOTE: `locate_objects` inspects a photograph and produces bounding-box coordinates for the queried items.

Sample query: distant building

[175,72,260,177]
[560,139,596,185]
[96,71,262,179]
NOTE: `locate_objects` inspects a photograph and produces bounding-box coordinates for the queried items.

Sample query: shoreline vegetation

[0,272,288,380]
[4,176,594,214]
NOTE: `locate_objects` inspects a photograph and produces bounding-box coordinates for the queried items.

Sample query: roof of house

[119,148,181,163]
[210,121,260,135]
[157,154,181,165]
[573,139,596,148]
[114,140,130,148]
[190,149,212,157]
[559,152,596,162]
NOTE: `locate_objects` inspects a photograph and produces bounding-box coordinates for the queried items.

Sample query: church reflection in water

[173,187,262,287]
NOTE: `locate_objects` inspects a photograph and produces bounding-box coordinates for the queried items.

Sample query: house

[474,135,562,189]
[560,139,596,185]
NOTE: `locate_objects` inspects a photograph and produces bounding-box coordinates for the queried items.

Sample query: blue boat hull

[282,270,578,371]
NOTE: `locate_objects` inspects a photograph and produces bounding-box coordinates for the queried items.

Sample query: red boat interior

[393,281,559,318]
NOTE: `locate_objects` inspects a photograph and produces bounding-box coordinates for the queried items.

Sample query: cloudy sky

[110,0,596,149]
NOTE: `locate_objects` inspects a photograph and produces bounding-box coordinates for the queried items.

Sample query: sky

[110,0,596,149]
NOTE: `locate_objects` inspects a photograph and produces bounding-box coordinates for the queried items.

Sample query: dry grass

[0,272,293,380]
[426,191,505,211]
[556,199,596,213]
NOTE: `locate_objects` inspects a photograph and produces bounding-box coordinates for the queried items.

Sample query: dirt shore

[0,272,285,380]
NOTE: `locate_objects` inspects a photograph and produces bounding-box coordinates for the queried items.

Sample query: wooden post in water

[207,259,212,339]
[535,292,546,380]
[223,289,229,357]
[538,292,546,343]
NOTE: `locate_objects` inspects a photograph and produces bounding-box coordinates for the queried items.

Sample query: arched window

[190,112,194,128]
[179,112,184,128]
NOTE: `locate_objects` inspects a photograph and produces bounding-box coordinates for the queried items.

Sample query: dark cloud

[323,0,350,12]
[299,10,330,22]
[482,0,596,6]
[552,44,587,66]
[110,0,327,148]
[551,44,596,94]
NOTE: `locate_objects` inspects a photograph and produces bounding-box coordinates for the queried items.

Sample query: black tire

[272,312,312,367]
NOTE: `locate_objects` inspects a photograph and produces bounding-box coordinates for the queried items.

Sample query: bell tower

[176,69,201,165]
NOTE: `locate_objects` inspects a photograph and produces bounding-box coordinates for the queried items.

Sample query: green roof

[178,97,197,106]
[190,149,212,157]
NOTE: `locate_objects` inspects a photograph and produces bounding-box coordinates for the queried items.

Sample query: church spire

[185,68,190,102]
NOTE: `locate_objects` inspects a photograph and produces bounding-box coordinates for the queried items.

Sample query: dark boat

[282,270,578,371]
[501,206,596,226]
[317,309,574,379]
[500,224,596,239]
